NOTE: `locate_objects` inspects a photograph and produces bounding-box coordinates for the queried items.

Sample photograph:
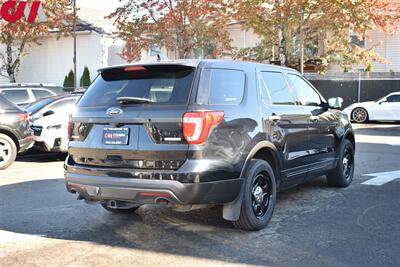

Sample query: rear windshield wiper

[117,97,153,105]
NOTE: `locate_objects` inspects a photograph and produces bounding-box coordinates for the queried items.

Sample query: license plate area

[103,128,130,145]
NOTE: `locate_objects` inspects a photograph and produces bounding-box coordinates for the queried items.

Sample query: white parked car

[343,92,400,123]
[27,94,81,152]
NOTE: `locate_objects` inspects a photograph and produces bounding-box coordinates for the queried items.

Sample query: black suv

[0,95,33,170]
[65,60,355,230]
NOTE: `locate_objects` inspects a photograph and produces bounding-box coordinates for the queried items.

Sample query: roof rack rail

[0,83,61,88]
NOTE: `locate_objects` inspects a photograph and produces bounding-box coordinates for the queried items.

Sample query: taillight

[17,113,29,123]
[183,111,224,145]
[67,115,72,140]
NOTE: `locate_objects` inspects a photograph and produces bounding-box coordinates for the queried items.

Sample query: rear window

[197,69,245,105]
[78,65,195,107]
[0,95,21,111]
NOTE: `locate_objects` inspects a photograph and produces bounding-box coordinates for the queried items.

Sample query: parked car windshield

[78,65,195,107]
[26,98,55,115]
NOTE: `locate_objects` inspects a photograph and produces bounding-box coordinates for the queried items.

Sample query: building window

[149,45,161,56]
[350,30,365,48]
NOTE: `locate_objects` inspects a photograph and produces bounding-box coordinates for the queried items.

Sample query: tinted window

[387,94,400,102]
[0,95,20,111]
[288,74,321,106]
[0,89,29,104]
[33,89,54,100]
[197,69,245,105]
[259,72,296,105]
[78,65,195,107]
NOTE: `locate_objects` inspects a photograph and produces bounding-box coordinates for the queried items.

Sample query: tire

[0,133,17,170]
[233,159,277,231]
[351,107,369,123]
[327,139,355,188]
[100,202,140,214]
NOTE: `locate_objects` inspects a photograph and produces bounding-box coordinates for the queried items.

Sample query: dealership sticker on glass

[103,128,130,145]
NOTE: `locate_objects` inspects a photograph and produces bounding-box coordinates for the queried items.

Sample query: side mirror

[43,110,55,117]
[328,97,344,109]
[379,99,387,104]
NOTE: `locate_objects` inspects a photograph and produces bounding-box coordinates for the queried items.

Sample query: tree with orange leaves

[108,0,232,62]
[232,0,400,73]
[0,0,74,82]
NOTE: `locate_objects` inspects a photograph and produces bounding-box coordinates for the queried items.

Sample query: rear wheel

[0,133,17,170]
[351,107,368,123]
[327,139,354,187]
[233,160,277,231]
[101,202,140,214]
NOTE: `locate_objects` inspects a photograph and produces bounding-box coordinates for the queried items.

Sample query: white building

[0,7,130,86]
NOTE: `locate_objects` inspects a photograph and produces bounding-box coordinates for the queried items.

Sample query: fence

[304,73,400,108]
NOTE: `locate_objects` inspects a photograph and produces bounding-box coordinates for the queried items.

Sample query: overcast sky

[77,0,122,12]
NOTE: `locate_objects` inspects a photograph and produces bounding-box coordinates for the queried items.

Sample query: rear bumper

[64,158,243,205]
[18,135,34,153]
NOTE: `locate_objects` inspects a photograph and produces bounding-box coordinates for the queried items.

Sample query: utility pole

[73,0,77,90]
[299,0,305,75]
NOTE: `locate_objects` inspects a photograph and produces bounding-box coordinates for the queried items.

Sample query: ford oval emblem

[106,107,123,117]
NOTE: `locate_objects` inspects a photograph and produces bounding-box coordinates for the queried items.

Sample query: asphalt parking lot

[1,123,399,267]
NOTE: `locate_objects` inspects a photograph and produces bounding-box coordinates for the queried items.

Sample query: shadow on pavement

[0,177,330,266]
[16,151,67,163]
[354,125,400,137]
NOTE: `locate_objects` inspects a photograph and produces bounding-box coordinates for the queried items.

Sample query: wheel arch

[224,141,281,222]
[344,130,355,149]
[0,128,19,151]
[240,141,282,185]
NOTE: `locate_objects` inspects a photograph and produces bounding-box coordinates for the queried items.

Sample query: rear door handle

[269,115,281,122]
[310,116,319,122]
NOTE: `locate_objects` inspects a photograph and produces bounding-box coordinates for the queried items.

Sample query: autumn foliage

[232,0,400,71]
[0,0,74,82]
[109,0,232,62]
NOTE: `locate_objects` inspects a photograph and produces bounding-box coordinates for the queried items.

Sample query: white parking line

[0,230,43,245]
[356,135,400,146]
[362,170,400,186]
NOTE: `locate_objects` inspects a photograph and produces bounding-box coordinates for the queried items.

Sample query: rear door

[69,65,196,170]
[258,70,310,186]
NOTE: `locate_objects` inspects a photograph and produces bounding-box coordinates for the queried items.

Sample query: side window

[387,95,400,102]
[33,89,54,100]
[0,89,30,104]
[288,74,322,106]
[49,98,77,113]
[259,71,296,105]
[197,68,245,105]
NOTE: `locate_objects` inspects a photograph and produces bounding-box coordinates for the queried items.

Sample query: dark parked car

[0,95,33,170]
[0,83,64,107]
[65,60,355,230]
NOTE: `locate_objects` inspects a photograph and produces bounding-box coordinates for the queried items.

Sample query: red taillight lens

[183,111,224,145]
[67,115,72,140]
[124,66,146,72]
[17,113,28,123]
